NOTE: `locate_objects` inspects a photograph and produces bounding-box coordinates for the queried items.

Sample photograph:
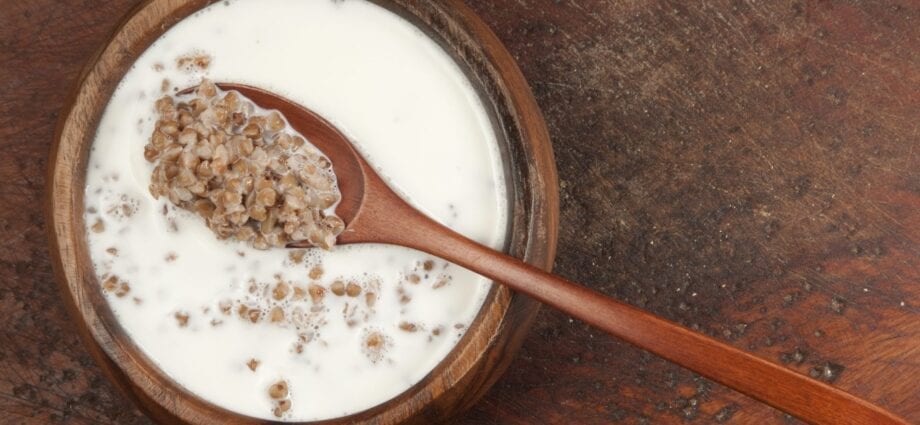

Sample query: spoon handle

[390,216,907,425]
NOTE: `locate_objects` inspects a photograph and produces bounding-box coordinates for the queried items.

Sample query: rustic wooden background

[1,0,918,423]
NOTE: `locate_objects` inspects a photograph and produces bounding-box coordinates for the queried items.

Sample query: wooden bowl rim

[47,0,559,423]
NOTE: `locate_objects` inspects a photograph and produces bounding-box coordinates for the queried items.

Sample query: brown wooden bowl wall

[47,0,559,423]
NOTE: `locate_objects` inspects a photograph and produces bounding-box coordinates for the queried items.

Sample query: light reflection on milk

[84,0,508,420]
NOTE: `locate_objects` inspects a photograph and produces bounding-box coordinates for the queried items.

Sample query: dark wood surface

[2,0,918,424]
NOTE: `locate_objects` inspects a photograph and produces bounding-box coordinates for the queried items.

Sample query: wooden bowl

[47,0,558,423]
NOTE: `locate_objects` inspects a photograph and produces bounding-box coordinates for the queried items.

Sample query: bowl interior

[47,0,558,423]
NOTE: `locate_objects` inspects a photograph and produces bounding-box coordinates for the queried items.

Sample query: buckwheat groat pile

[145,79,344,249]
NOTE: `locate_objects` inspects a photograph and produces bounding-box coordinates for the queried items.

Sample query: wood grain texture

[2,0,919,424]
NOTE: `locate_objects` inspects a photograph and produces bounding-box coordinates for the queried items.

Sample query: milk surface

[84,0,507,420]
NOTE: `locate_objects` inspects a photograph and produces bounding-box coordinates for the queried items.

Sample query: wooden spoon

[216,83,907,425]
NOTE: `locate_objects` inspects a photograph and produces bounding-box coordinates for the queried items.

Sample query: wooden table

[1,0,917,423]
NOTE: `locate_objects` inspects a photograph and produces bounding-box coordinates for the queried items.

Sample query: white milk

[84,0,508,420]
